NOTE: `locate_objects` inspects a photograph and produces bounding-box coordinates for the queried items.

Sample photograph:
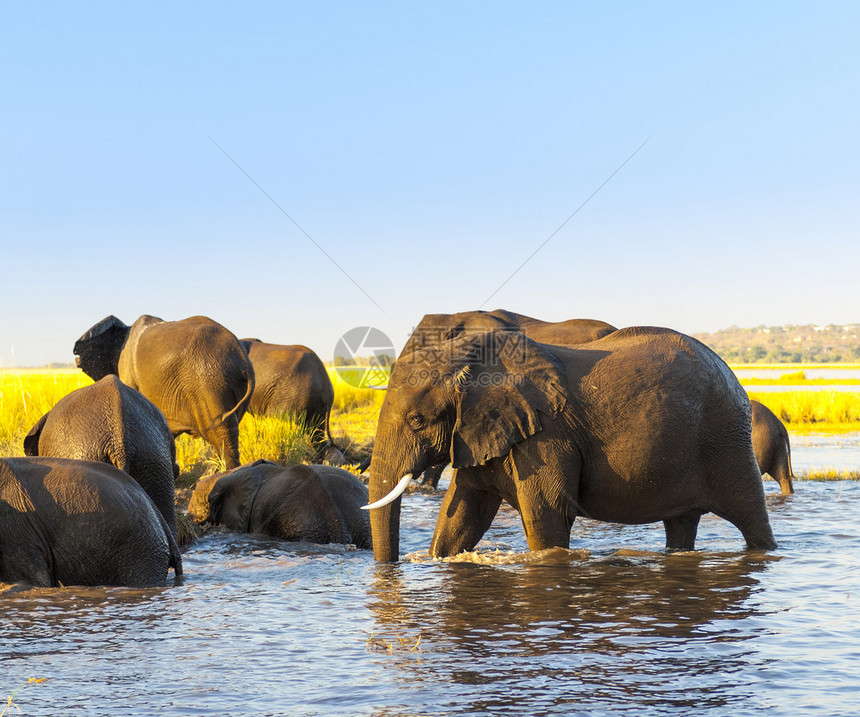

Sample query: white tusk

[361,474,413,510]
[364,384,388,390]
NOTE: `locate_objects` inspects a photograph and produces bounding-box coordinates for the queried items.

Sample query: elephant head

[73,315,130,380]
[366,330,567,562]
[399,311,512,360]
[188,462,269,530]
[187,472,225,524]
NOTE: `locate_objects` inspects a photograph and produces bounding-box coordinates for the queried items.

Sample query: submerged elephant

[24,375,180,540]
[74,314,254,469]
[188,460,371,547]
[240,339,337,457]
[0,457,182,587]
[750,400,795,494]
[365,327,777,562]
[379,309,618,485]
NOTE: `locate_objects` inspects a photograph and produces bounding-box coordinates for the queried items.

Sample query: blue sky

[2,1,858,365]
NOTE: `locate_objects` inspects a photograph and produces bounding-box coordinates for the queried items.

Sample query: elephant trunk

[367,459,405,562]
[364,401,443,561]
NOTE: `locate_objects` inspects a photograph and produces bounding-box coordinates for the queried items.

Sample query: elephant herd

[2,313,351,587]
[0,309,796,588]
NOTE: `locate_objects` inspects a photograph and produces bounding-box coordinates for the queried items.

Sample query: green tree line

[694,324,860,364]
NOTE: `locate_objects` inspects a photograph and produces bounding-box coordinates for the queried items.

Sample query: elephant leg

[719,506,777,550]
[663,514,701,551]
[429,474,502,558]
[307,413,328,459]
[201,415,241,470]
[710,481,777,550]
[518,501,573,552]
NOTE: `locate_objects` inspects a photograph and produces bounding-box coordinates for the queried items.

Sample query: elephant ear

[73,315,130,380]
[451,331,567,468]
[23,412,49,456]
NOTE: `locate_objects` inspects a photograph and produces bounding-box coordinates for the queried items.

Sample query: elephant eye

[408,412,427,430]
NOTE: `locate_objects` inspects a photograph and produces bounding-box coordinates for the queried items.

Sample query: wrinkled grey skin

[401,308,617,357]
[240,339,336,456]
[750,400,795,495]
[368,327,777,562]
[189,459,370,548]
[74,315,254,469]
[24,375,180,540]
[388,309,618,487]
[0,457,182,587]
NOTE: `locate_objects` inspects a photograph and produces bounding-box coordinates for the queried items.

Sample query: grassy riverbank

[731,363,860,431]
[746,391,860,433]
[2,367,858,479]
[0,368,385,476]
[0,369,93,455]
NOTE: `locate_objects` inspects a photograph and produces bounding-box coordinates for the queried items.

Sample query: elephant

[23,375,180,540]
[750,400,795,494]
[379,309,618,486]
[74,314,254,469]
[0,457,182,587]
[400,309,617,358]
[364,327,777,562]
[188,459,371,548]
[239,339,337,457]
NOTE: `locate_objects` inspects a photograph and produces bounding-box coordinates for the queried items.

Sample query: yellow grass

[0,369,93,456]
[747,390,860,432]
[175,413,317,477]
[742,375,860,386]
[0,368,380,477]
[327,367,388,412]
[797,469,860,481]
[325,367,385,462]
[730,363,860,370]
[3,369,857,487]
[732,364,860,387]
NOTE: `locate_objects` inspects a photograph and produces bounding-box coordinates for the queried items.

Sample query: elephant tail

[324,407,339,451]
[23,412,49,456]
[217,366,255,426]
[785,437,795,480]
[164,515,184,577]
[356,455,372,474]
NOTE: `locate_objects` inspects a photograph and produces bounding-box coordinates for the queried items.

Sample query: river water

[2,436,859,717]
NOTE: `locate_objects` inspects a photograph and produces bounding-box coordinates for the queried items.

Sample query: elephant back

[245,342,332,419]
[123,315,255,428]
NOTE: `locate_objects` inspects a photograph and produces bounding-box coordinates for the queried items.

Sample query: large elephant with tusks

[357,309,617,479]
[74,315,254,469]
[365,327,777,561]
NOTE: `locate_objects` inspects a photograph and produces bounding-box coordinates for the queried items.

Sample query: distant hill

[693,324,860,364]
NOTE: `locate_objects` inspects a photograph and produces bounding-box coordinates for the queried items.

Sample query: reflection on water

[1,445,859,716]
[368,551,775,714]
